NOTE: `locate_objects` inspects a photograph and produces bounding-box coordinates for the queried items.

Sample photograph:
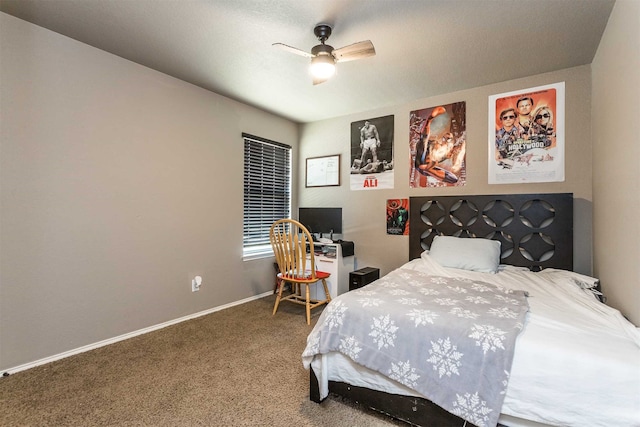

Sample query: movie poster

[409,102,466,188]
[350,115,394,190]
[488,82,565,184]
[386,199,409,235]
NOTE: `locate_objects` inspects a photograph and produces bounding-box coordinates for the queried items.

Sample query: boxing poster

[488,82,565,184]
[350,115,394,190]
[386,199,409,235]
[409,102,467,188]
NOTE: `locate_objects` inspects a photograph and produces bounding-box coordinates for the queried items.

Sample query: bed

[303,193,640,427]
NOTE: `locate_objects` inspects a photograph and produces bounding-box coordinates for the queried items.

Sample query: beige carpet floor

[1,295,404,426]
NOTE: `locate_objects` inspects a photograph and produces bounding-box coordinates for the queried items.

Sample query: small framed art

[306,154,341,187]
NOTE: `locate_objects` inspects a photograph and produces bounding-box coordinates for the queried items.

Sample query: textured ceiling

[0,0,615,123]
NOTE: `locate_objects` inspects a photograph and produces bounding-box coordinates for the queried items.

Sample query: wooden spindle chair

[269,219,331,324]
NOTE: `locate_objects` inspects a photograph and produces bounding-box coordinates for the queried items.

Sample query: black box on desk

[349,267,380,291]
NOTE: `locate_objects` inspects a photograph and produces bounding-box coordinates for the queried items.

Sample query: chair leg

[305,284,311,325]
[273,279,286,315]
[321,279,331,303]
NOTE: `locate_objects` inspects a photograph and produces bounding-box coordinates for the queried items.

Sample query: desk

[307,243,354,300]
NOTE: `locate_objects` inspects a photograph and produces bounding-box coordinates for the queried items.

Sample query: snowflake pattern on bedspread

[302,268,529,427]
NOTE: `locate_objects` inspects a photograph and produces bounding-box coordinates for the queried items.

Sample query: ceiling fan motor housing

[311,44,334,57]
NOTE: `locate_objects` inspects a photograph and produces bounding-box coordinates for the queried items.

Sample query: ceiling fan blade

[312,76,329,85]
[272,43,314,58]
[333,40,375,62]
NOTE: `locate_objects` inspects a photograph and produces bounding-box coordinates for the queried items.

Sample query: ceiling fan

[273,24,376,85]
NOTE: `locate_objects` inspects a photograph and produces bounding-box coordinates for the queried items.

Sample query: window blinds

[243,134,291,254]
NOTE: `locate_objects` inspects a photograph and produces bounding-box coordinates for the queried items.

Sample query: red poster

[386,199,409,235]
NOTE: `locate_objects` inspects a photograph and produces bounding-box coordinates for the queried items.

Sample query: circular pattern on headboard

[519,199,556,228]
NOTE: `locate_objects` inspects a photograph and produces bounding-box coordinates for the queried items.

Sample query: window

[243,133,292,259]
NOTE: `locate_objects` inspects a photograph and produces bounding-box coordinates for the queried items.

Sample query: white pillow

[429,236,501,273]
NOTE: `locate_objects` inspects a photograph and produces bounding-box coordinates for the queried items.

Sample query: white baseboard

[3,291,273,376]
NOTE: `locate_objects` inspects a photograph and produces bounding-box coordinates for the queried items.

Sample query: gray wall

[0,13,299,371]
[2,0,638,373]
[299,66,594,280]
[592,0,640,325]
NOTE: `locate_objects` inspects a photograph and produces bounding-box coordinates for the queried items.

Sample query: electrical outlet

[192,276,202,292]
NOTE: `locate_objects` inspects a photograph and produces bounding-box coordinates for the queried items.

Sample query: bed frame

[310,193,574,426]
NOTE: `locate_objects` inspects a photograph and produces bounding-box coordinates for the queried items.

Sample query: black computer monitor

[298,207,342,237]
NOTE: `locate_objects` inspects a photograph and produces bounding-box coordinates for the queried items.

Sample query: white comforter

[310,253,640,427]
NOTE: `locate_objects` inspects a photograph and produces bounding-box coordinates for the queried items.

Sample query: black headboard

[409,193,573,271]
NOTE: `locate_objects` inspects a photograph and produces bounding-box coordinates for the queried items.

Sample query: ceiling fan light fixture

[274,24,374,85]
[309,55,336,80]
